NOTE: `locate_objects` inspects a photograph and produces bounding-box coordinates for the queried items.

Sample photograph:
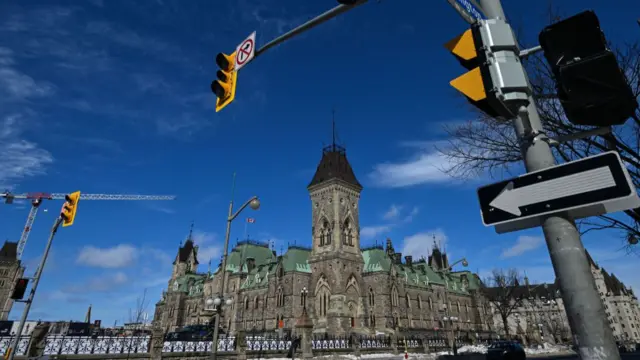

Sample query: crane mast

[1,191,176,260]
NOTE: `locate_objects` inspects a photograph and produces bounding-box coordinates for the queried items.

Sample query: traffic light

[211,52,238,113]
[539,11,638,127]
[60,191,81,227]
[446,19,530,119]
[10,278,29,300]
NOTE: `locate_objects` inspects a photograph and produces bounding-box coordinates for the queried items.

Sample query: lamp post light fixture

[300,287,309,309]
[436,257,468,353]
[210,174,260,360]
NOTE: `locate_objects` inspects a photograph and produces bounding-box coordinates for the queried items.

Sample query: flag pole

[244,219,248,240]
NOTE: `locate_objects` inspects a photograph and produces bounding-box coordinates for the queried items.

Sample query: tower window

[320,220,331,246]
[369,288,375,307]
[342,219,353,246]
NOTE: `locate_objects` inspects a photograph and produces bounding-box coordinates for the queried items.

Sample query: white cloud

[383,204,402,220]
[0,113,54,188]
[402,206,420,223]
[0,47,55,188]
[361,205,420,240]
[0,47,55,101]
[64,272,129,294]
[360,225,393,239]
[76,244,138,268]
[401,229,448,262]
[501,236,544,259]
[191,230,221,264]
[368,150,454,188]
[367,139,480,188]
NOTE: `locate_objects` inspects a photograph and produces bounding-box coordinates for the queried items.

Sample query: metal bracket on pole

[518,45,542,59]
[543,126,613,147]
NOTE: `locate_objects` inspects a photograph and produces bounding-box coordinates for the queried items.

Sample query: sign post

[475,1,623,359]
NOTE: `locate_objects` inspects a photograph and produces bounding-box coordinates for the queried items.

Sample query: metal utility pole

[477,0,620,358]
[210,174,260,360]
[7,216,62,360]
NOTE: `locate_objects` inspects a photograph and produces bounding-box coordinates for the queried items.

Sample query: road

[529,352,640,360]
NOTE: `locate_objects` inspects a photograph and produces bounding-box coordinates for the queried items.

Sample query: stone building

[153,143,493,336]
[485,250,640,345]
[0,241,25,321]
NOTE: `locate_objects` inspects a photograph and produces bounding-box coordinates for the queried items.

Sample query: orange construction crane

[1,191,176,260]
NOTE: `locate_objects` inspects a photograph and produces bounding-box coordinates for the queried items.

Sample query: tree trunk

[501,314,510,338]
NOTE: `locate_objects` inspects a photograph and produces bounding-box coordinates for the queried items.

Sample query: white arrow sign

[490,166,616,216]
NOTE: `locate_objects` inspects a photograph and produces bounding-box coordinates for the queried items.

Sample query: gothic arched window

[406,294,411,308]
[276,287,284,307]
[324,221,332,245]
[391,287,399,307]
[369,288,375,307]
[342,218,354,246]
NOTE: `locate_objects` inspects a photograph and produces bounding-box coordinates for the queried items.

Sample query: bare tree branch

[482,268,524,337]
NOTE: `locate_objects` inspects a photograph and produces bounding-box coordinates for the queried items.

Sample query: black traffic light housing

[539,10,638,127]
[10,278,29,300]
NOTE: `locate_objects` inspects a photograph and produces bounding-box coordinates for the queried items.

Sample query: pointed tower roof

[85,304,92,324]
[308,113,362,190]
[173,223,199,265]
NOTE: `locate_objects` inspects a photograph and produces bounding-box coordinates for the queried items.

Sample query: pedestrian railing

[42,335,150,355]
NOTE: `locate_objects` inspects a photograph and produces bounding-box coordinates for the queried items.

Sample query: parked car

[486,341,526,360]
[165,325,225,341]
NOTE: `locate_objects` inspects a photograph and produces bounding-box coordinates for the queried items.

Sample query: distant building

[0,241,25,321]
[153,142,493,336]
[484,250,640,345]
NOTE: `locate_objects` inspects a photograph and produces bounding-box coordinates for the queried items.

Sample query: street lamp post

[436,257,468,354]
[300,287,308,310]
[209,176,260,360]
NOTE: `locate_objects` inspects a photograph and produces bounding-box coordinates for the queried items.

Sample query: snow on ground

[250,343,574,359]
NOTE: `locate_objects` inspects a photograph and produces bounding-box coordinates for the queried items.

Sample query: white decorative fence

[161,337,235,353]
[0,336,30,356]
[42,335,150,355]
[246,338,291,351]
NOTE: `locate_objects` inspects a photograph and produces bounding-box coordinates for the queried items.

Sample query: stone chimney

[393,253,402,264]
[405,255,413,266]
[246,257,256,272]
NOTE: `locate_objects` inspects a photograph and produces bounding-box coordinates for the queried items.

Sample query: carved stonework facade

[153,144,492,336]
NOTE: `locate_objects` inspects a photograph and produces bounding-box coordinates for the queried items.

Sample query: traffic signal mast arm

[211,0,369,113]
[251,0,368,63]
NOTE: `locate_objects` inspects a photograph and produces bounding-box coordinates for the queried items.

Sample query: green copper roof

[282,247,311,273]
[170,273,207,296]
[216,241,277,274]
[361,248,478,295]
[240,263,277,290]
[362,248,392,273]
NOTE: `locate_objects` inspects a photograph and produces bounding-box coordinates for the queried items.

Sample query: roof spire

[332,108,336,151]
[187,221,194,242]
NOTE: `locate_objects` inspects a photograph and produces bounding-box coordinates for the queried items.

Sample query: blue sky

[1,0,638,326]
